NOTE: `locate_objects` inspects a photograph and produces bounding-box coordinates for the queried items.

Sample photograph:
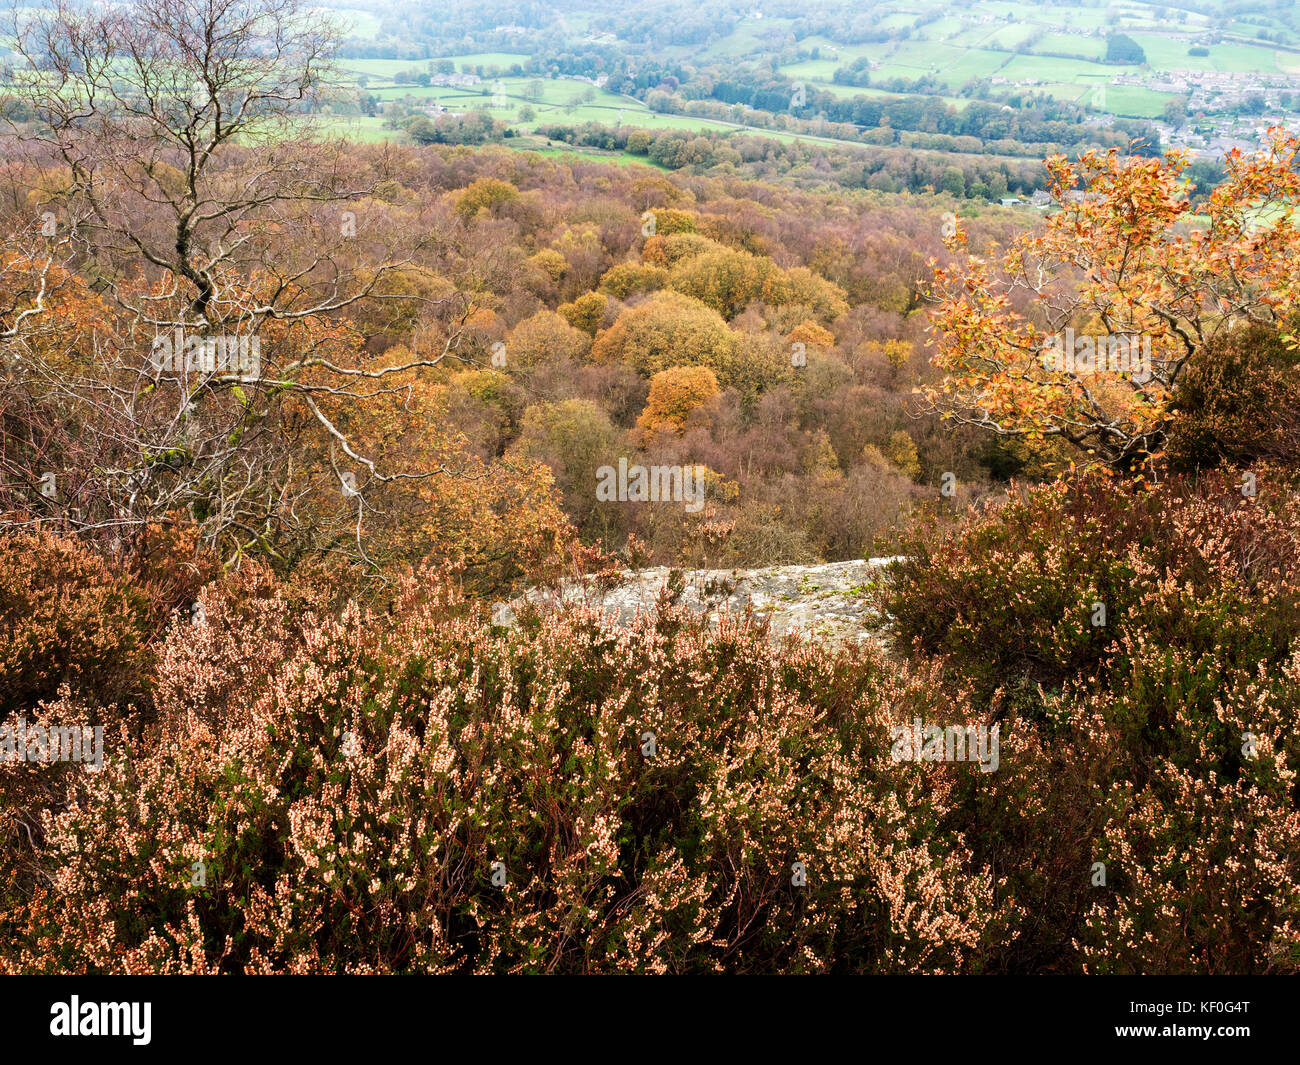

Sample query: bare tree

[0,0,477,565]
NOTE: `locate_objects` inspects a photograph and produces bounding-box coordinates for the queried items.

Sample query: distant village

[973,19,1300,158]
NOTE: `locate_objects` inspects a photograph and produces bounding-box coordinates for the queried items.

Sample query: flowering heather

[878,468,1300,972]
[1,542,1000,973]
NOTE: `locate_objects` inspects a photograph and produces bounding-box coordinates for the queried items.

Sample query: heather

[5,463,1300,971]
[1,540,1000,974]
[879,469,1300,972]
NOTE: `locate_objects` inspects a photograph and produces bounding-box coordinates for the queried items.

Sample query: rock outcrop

[495,558,905,644]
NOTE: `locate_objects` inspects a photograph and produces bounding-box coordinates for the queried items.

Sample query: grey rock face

[496,558,905,644]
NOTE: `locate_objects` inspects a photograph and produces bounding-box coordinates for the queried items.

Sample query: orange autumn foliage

[924,130,1300,470]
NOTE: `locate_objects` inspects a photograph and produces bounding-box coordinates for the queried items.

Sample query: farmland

[316,0,1300,158]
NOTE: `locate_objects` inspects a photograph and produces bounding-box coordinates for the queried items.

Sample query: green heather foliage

[0,531,153,718]
[878,470,1300,972]
[1166,325,1300,472]
[1,536,998,974]
[881,470,1300,702]
[6,467,1300,972]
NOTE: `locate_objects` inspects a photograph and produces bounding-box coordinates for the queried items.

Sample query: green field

[1096,84,1179,119]
[342,53,533,80]
[1034,34,1108,62]
[317,114,399,143]
[304,0,1300,163]
[1128,34,1283,73]
[334,8,383,40]
[684,17,798,58]
[800,81,973,111]
[735,0,1298,117]
[516,142,669,169]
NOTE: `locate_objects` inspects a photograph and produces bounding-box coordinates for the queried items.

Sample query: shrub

[0,530,152,718]
[599,262,668,300]
[1166,324,1300,472]
[557,291,609,336]
[634,365,720,444]
[508,400,623,538]
[642,208,697,235]
[788,320,835,350]
[3,577,1000,974]
[881,471,1300,700]
[454,177,519,220]
[875,469,1300,971]
[641,232,719,268]
[505,311,591,368]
